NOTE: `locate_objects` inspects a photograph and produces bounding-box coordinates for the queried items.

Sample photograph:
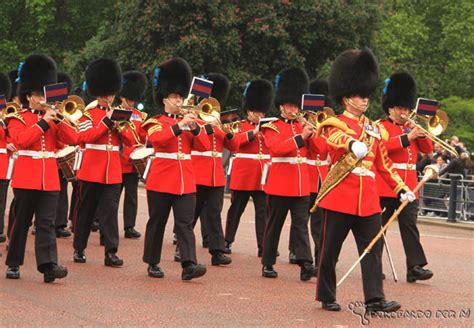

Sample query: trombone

[292,107,348,136]
[401,110,458,158]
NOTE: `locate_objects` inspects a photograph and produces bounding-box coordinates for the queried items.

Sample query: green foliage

[440,96,474,150]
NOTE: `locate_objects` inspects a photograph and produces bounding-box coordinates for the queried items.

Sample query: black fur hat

[18,54,58,105]
[310,78,334,108]
[382,72,417,113]
[0,73,12,100]
[242,79,274,113]
[274,67,309,108]
[85,58,122,98]
[153,57,192,109]
[329,47,379,105]
[7,70,18,100]
[119,71,147,102]
[57,72,74,95]
[205,73,230,110]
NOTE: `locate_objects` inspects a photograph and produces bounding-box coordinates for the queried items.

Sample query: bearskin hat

[242,79,274,114]
[57,72,74,95]
[382,72,417,113]
[310,78,334,108]
[85,58,122,98]
[18,54,58,105]
[153,57,192,109]
[205,73,230,111]
[329,47,379,105]
[7,70,18,101]
[119,71,147,102]
[274,67,309,108]
[0,73,12,100]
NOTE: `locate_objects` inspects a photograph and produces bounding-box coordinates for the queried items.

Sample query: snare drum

[130,147,154,181]
[56,146,79,182]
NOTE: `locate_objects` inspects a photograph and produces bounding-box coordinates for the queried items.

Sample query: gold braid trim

[261,122,279,134]
[5,112,26,125]
[141,117,162,129]
[141,112,148,121]
[82,110,93,120]
[147,124,163,136]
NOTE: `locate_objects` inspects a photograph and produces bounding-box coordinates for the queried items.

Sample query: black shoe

[223,241,232,254]
[211,252,232,266]
[407,266,433,283]
[172,234,178,245]
[182,264,207,281]
[366,299,401,313]
[289,251,297,264]
[6,266,20,279]
[56,228,72,238]
[174,247,181,262]
[43,264,68,283]
[147,264,165,278]
[262,265,278,278]
[202,239,209,248]
[31,226,36,235]
[104,252,123,267]
[322,302,341,311]
[0,233,6,243]
[73,250,86,263]
[91,221,99,232]
[300,263,318,281]
[124,227,141,239]
[99,233,105,246]
[257,248,262,257]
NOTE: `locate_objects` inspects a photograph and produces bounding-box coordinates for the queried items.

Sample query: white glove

[400,191,416,203]
[351,141,368,159]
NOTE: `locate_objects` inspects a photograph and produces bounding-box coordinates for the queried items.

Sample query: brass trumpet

[179,97,221,124]
[293,107,344,136]
[39,95,85,126]
[4,102,21,115]
[401,110,458,157]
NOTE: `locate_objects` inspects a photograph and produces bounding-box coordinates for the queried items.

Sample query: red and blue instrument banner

[301,94,325,112]
[189,77,213,99]
[0,95,6,110]
[44,82,68,103]
[416,98,439,116]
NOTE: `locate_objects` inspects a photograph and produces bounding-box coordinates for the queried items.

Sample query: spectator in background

[435,155,449,179]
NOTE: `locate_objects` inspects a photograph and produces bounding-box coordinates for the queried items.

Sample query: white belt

[234,153,270,160]
[155,152,191,160]
[392,163,416,170]
[272,157,306,164]
[17,150,56,159]
[191,150,223,158]
[351,167,375,178]
[0,148,7,154]
[85,144,119,152]
[306,159,330,166]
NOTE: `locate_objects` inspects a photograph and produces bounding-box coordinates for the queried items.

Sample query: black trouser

[6,189,59,271]
[73,181,120,253]
[225,190,267,250]
[289,192,323,265]
[7,197,15,237]
[193,185,225,254]
[380,197,427,270]
[121,172,139,229]
[262,195,312,266]
[196,203,209,243]
[0,179,9,234]
[316,209,384,303]
[55,170,69,229]
[143,191,197,267]
[68,181,79,231]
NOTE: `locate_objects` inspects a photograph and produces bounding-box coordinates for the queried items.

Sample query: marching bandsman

[289,79,331,267]
[190,73,239,266]
[72,58,135,267]
[315,48,415,312]
[142,57,208,280]
[223,79,273,257]
[260,67,317,281]
[377,72,434,282]
[0,72,12,243]
[5,54,78,282]
[118,70,148,239]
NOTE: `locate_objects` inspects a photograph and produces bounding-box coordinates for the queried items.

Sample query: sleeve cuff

[204,124,214,135]
[247,130,255,142]
[171,123,183,136]
[37,119,50,133]
[294,135,305,148]
[102,117,114,130]
[191,124,201,136]
[400,134,410,148]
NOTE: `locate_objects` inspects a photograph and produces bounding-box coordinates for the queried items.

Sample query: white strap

[17,150,56,159]
[234,153,270,160]
[271,157,306,164]
[0,148,7,154]
[306,159,330,166]
[6,157,15,180]
[155,152,191,160]
[351,167,375,178]
[191,150,223,158]
[85,144,120,151]
[392,163,416,170]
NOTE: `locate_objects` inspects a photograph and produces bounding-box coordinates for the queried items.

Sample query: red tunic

[306,136,330,193]
[318,112,408,217]
[143,114,211,195]
[191,126,239,187]
[376,118,433,198]
[76,106,136,184]
[229,120,270,191]
[262,118,319,197]
[7,110,78,191]
[120,109,147,174]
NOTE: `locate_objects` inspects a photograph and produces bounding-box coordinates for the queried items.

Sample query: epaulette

[4,112,26,125]
[141,116,162,129]
[141,111,148,121]
[375,122,389,141]
[261,122,279,134]
[82,110,93,120]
